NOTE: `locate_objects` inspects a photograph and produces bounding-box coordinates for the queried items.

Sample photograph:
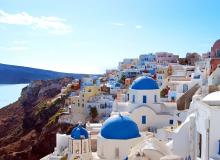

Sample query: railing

[177,83,200,110]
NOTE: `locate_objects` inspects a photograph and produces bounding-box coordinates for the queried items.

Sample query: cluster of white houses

[42,40,220,160]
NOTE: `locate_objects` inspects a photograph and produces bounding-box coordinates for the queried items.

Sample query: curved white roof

[202,91,220,106]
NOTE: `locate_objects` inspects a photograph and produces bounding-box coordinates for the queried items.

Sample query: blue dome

[71,125,89,139]
[149,69,156,75]
[100,115,140,140]
[130,76,159,90]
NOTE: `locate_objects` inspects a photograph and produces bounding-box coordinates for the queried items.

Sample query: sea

[0,84,28,109]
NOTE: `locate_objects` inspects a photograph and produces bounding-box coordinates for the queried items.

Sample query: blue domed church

[48,124,92,160]
[97,114,142,160]
[112,76,174,131]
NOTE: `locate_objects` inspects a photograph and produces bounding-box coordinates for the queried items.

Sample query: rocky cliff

[0,77,75,160]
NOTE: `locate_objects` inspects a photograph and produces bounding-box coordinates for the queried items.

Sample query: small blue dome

[100,115,140,140]
[130,76,159,90]
[149,69,156,75]
[71,125,89,139]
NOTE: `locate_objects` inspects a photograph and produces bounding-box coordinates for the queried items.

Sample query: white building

[112,76,175,131]
[138,53,157,72]
[171,91,220,160]
[195,59,210,84]
[118,58,139,71]
[157,72,166,88]
[156,52,179,65]
[120,68,140,79]
[124,87,220,160]
[46,124,92,160]
[167,67,203,102]
[208,64,220,85]
[106,78,121,95]
[86,95,114,117]
[97,114,143,160]
[82,77,94,87]
[127,137,175,160]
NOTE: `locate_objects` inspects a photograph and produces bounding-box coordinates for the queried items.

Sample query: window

[143,95,147,103]
[83,141,87,153]
[183,84,188,93]
[100,104,104,109]
[154,95,157,103]
[217,49,220,57]
[198,133,202,158]
[75,143,80,154]
[69,140,72,153]
[218,140,220,156]
[127,94,129,101]
[169,119,174,125]
[142,116,146,124]
[132,95,135,103]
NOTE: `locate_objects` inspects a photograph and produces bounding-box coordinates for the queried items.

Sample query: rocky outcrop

[0,77,75,160]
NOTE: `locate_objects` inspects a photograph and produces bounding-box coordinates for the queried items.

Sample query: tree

[119,74,126,85]
[89,107,98,120]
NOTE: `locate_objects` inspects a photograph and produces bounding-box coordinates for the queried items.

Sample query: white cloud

[135,25,143,29]
[111,22,124,26]
[0,10,72,35]
[13,40,29,45]
[0,46,29,52]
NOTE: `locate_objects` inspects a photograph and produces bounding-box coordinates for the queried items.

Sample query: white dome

[202,91,220,106]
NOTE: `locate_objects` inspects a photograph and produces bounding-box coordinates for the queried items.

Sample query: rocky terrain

[0,77,76,160]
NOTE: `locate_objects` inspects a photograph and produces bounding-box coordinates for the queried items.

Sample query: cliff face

[0,78,75,160]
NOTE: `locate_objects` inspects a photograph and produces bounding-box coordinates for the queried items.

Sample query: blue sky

[0,0,220,74]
